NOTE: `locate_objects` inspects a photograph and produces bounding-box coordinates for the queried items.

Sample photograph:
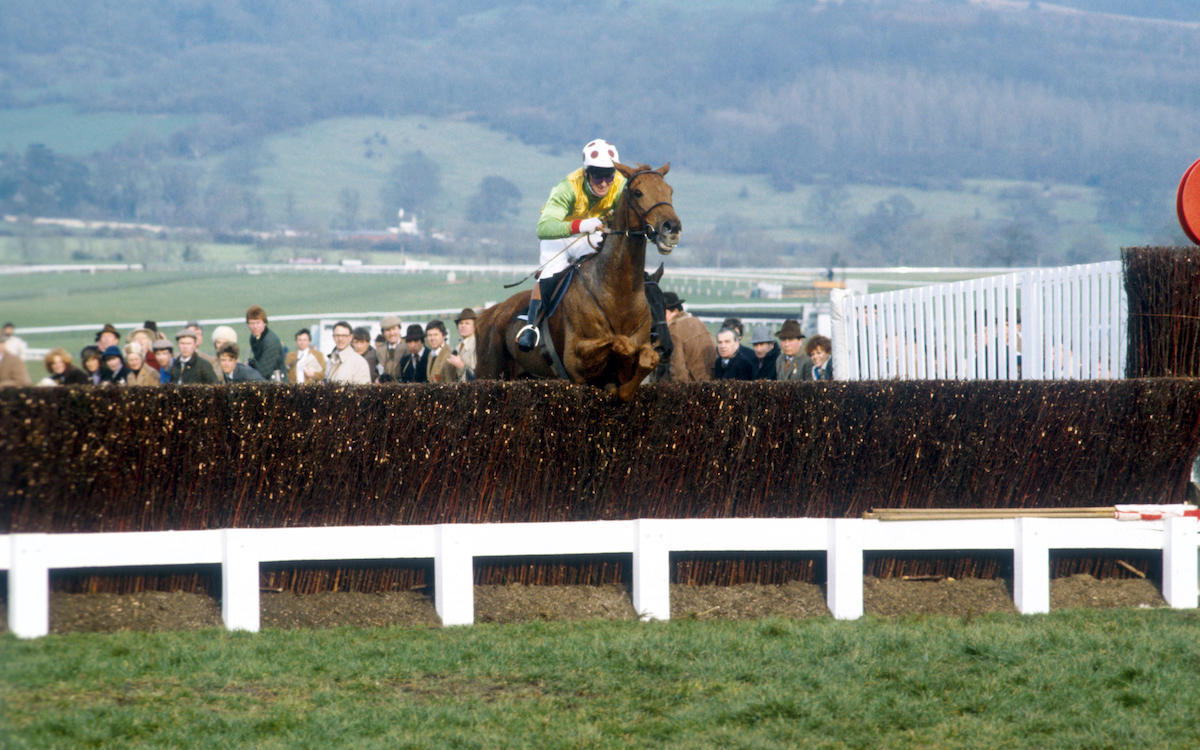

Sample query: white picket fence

[4,515,1197,638]
[832,261,1126,380]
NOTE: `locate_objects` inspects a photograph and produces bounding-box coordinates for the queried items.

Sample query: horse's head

[615,163,681,255]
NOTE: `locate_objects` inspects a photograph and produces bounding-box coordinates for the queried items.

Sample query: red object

[1176,157,1200,245]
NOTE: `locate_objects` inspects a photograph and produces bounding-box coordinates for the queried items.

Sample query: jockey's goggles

[586,167,616,183]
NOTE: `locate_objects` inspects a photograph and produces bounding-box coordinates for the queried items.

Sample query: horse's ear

[657,162,670,176]
[615,162,634,178]
[649,262,665,283]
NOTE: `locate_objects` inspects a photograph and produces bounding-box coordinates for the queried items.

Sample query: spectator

[211,325,238,362]
[186,321,218,371]
[102,346,131,385]
[804,334,834,380]
[721,317,758,370]
[245,306,285,381]
[0,330,31,386]
[424,319,454,383]
[446,308,477,382]
[714,328,753,380]
[128,328,158,370]
[80,345,106,384]
[376,315,405,381]
[123,342,159,386]
[775,319,813,382]
[217,343,266,383]
[152,340,175,384]
[95,323,121,352]
[40,348,89,385]
[398,324,428,383]
[750,324,780,380]
[170,329,219,384]
[325,320,371,384]
[663,292,714,382]
[286,328,326,384]
[352,327,380,383]
[2,322,27,359]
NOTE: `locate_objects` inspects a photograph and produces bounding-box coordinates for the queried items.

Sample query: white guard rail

[832,261,1126,380]
[3,516,1197,639]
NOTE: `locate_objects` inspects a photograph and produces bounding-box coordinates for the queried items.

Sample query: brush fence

[5,515,1198,638]
[832,260,1126,381]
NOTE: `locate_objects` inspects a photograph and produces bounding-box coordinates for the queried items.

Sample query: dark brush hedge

[1124,246,1200,378]
[2,379,1199,591]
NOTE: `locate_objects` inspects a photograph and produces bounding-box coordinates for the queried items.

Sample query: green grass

[3,609,1200,748]
[0,105,196,156]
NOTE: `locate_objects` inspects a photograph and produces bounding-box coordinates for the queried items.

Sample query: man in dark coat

[245,305,285,380]
[750,324,780,380]
[169,329,219,384]
[714,327,754,380]
[398,324,429,383]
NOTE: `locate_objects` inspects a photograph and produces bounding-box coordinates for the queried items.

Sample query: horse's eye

[631,189,643,198]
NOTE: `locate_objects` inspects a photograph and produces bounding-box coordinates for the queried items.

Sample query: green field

[3,609,1199,748]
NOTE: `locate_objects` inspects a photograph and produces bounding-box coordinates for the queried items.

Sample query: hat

[102,345,123,361]
[381,315,403,330]
[143,320,158,332]
[404,323,425,341]
[152,340,174,352]
[776,319,804,340]
[454,308,477,322]
[174,329,197,342]
[186,320,201,330]
[662,292,684,310]
[211,325,238,344]
[751,325,773,344]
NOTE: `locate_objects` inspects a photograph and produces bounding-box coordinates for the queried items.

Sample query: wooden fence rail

[4,515,1197,638]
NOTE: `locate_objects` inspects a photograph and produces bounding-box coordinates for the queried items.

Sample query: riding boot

[516,298,542,352]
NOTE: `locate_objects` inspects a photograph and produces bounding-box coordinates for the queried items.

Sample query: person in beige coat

[424,320,455,383]
[123,342,160,386]
[663,292,715,382]
[0,335,31,386]
[446,308,477,382]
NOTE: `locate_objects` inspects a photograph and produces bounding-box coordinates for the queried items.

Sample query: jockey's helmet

[582,139,619,169]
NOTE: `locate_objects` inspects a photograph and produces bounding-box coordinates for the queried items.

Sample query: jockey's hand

[577,217,604,235]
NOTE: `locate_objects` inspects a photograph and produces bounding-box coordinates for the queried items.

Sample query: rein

[604,168,675,249]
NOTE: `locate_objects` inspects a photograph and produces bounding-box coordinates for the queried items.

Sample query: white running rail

[3,515,1196,638]
[833,261,1126,380]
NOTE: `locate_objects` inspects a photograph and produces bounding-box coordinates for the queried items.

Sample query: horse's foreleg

[616,344,660,401]
[574,337,614,381]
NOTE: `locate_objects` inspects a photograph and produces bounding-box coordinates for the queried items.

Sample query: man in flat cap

[169,329,219,384]
[375,315,405,382]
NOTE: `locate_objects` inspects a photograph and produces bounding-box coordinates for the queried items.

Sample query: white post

[435,524,474,626]
[1162,515,1199,609]
[633,519,670,621]
[1014,518,1050,614]
[221,529,260,632]
[9,533,50,639]
[829,288,852,380]
[827,519,863,620]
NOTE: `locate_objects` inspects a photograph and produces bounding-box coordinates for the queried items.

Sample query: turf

[2,609,1198,749]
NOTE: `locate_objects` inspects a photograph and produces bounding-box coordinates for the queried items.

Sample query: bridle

[604,168,678,252]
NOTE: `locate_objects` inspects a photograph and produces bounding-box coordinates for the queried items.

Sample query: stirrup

[516,323,540,352]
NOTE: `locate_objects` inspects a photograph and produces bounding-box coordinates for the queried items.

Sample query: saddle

[518,261,588,378]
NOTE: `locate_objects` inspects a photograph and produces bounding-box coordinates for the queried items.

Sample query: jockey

[516,138,629,352]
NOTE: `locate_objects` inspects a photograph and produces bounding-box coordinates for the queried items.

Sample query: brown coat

[375,343,405,380]
[427,346,454,383]
[286,349,327,384]
[666,312,715,382]
[776,351,814,381]
[0,350,31,386]
[129,367,159,387]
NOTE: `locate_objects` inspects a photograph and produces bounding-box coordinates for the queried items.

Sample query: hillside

[1,0,1196,265]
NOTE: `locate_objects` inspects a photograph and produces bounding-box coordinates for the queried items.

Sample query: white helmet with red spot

[582,139,619,169]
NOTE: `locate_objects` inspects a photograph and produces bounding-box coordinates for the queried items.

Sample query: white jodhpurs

[538,234,601,277]
[537,234,664,278]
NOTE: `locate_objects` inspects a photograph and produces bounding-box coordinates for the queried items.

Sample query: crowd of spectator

[0,292,833,388]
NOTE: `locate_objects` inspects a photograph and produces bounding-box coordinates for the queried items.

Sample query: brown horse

[475,162,681,400]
